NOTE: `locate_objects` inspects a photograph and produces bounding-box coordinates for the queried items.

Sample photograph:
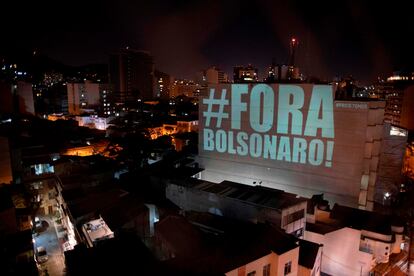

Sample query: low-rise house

[156,213,322,276]
[305,200,406,276]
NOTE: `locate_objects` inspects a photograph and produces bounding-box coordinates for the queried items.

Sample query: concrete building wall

[298,265,311,276]
[109,49,155,101]
[277,247,300,276]
[16,81,34,115]
[67,82,101,115]
[84,82,100,106]
[400,85,414,130]
[305,227,374,276]
[310,246,322,276]
[226,253,277,276]
[375,123,407,203]
[198,84,386,210]
[226,249,300,276]
[206,67,219,85]
[67,83,81,115]
[0,136,13,184]
[166,182,282,225]
[0,80,13,114]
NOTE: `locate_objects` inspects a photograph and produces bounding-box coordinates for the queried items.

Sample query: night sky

[2,0,413,83]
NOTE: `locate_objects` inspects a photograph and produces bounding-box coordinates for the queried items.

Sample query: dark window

[283,209,305,226]
[247,271,256,276]
[294,228,303,238]
[263,264,270,276]
[284,261,292,275]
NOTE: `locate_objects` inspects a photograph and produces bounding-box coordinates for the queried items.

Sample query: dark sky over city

[2,0,413,83]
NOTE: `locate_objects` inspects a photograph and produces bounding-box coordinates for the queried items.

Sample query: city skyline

[2,0,413,83]
[1,2,414,275]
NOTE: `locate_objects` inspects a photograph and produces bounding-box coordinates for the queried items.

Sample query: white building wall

[305,227,373,276]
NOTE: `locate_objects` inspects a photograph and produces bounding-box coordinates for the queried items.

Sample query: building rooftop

[155,215,205,259]
[166,221,300,275]
[173,178,308,211]
[161,212,319,275]
[100,194,148,231]
[307,203,404,236]
[298,239,322,269]
[330,204,402,235]
[306,222,341,235]
[82,217,114,246]
[65,232,161,275]
[67,188,128,221]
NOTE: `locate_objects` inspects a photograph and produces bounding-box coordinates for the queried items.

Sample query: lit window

[284,261,292,275]
[390,126,407,136]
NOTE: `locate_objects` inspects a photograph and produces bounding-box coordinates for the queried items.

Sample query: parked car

[35,246,48,263]
[34,217,42,229]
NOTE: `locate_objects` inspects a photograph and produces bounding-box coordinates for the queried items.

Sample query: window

[294,228,303,238]
[284,261,292,275]
[263,264,270,276]
[247,271,256,276]
[283,209,305,226]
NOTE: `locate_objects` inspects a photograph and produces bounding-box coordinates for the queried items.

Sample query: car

[35,246,48,263]
[34,217,42,229]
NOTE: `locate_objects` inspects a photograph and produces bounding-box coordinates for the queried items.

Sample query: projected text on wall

[201,84,335,167]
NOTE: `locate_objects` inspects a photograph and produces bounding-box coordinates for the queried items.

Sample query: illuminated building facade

[233,65,259,82]
[197,83,387,210]
[305,203,405,276]
[170,79,200,98]
[200,66,229,85]
[373,72,414,130]
[154,70,172,99]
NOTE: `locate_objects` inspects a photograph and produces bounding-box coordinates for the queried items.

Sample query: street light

[383,192,391,205]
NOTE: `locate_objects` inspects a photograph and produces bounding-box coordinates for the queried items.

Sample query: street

[35,215,66,276]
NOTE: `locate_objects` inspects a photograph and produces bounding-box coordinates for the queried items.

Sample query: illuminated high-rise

[233,64,258,82]
[373,72,414,130]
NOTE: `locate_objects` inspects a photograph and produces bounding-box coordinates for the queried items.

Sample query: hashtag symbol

[203,88,229,128]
